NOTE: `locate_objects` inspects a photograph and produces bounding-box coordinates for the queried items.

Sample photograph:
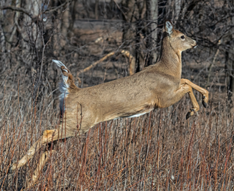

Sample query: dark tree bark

[225,1,234,110]
[145,0,158,66]
[226,39,234,106]
[121,0,135,46]
[121,0,146,73]
[95,0,99,19]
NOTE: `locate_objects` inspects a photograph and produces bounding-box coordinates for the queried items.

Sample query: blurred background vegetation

[0,0,234,190]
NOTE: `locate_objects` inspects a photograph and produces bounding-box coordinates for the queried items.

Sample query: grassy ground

[0,27,233,191]
[1,76,234,190]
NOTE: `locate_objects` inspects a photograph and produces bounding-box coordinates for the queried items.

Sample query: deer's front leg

[164,83,199,119]
[180,82,200,119]
[181,79,209,108]
[185,84,200,119]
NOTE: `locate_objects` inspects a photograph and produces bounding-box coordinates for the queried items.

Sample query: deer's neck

[159,37,182,79]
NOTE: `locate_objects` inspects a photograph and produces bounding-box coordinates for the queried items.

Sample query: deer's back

[64,66,179,131]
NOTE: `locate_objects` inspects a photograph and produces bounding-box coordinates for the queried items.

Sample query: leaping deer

[11,21,209,188]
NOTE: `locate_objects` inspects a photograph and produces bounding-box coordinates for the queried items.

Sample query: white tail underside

[52,60,70,112]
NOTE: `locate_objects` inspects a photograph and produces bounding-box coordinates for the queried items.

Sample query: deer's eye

[181,35,185,40]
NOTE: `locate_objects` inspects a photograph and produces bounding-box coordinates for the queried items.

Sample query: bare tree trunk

[20,0,45,102]
[225,49,234,110]
[69,0,77,33]
[61,3,70,47]
[2,0,15,45]
[226,2,234,110]
[95,0,99,20]
[22,0,42,49]
[121,0,135,46]
[226,44,234,105]
[1,0,19,61]
[146,0,158,66]
[156,0,167,61]
[122,0,146,73]
[0,2,6,55]
[174,0,181,21]
[121,0,136,73]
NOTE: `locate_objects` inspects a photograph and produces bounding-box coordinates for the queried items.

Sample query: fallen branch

[78,52,115,75]
[77,50,135,76]
[120,50,135,76]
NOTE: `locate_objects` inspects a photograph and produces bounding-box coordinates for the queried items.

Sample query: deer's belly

[125,108,154,119]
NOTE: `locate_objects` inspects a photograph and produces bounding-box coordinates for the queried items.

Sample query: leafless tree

[1,0,234,189]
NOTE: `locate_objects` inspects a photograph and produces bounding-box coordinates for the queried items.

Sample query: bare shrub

[1,0,234,190]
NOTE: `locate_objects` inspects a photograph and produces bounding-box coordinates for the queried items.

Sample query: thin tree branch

[0,6,33,18]
[44,0,72,14]
[112,0,127,21]
[0,0,72,21]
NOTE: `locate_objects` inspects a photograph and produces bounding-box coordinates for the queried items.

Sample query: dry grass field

[0,24,234,191]
[1,64,234,191]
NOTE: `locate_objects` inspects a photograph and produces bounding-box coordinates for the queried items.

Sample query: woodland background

[0,0,234,190]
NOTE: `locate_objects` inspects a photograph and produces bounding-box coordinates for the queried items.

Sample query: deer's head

[165,21,196,53]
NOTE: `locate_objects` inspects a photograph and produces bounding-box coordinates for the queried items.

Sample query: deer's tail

[54,59,79,89]
[53,59,80,113]
[53,59,70,90]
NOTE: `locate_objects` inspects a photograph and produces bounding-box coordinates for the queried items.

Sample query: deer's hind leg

[11,128,74,171]
[25,150,56,190]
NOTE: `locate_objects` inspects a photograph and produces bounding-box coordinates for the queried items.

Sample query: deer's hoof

[202,99,208,108]
[10,163,17,172]
[202,96,208,108]
[202,100,207,108]
[8,166,14,174]
[186,112,192,120]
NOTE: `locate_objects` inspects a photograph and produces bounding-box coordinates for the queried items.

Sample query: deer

[10,21,209,188]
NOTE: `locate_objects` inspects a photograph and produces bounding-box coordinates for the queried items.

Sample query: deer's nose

[192,40,196,46]
[191,40,197,48]
[192,40,197,46]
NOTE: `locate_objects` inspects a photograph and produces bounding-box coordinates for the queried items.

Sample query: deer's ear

[165,21,174,35]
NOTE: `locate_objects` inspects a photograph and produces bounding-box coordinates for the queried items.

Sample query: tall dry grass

[0,78,234,190]
[0,0,233,189]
